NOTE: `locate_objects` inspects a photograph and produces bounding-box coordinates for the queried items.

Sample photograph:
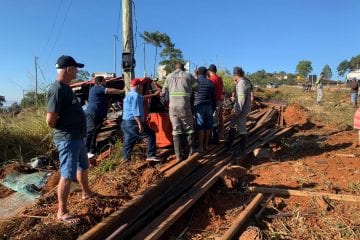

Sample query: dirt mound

[283,103,310,128]
[42,171,60,193]
[221,165,247,189]
[139,168,162,189]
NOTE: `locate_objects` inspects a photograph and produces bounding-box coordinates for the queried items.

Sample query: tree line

[296,55,360,80]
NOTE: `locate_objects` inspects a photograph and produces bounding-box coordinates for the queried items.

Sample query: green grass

[92,141,124,175]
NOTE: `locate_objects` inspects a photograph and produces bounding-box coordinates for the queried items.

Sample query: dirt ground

[162,125,360,239]
[0,154,163,240]
[0,103,359,239]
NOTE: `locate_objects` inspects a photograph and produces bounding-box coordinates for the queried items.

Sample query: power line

[132,0,138,53]
[42,0,64,57]
[36,58,48,86]
[46,0,74,63]
[115,0,122,37]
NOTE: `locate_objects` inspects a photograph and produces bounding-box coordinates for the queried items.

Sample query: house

[347,69,360,81]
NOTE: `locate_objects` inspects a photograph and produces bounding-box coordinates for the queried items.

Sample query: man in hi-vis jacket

[162,62,199,162]
[226,67,252,158]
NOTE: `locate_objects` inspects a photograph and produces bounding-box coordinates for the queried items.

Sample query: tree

[77,70,90,81]
[141,31,171,77]
[349,54,360,70]
[20,91,46,107]
[159,42,184,74]
[321,64,332,79]
[337,60,350,77]
[0,96,5,107]
[296,60,313,78]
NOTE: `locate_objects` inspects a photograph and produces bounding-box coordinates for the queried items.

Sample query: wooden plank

[247,186,360,203]
[131,161,230,240]
[221,193,264,240]
[78,153,200,240]
[107,154,223,240]
[315,196,334,211]
[335,153,358,158]
[255,194,275,221]
[279,106,284,127]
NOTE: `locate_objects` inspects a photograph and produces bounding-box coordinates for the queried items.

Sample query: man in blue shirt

[121,78,161,162]
[86,76,124,158]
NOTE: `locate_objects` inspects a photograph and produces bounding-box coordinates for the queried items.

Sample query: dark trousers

[121,120,156,161]
[86,112,103,154]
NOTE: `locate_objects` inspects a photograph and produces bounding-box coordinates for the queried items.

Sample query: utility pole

[122,0,135,91]
[114,34,118,76]
[34,56,38,106]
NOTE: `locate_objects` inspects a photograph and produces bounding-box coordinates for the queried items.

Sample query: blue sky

[0,0,359,102]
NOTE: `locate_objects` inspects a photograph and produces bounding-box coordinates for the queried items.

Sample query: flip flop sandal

[58,213,81,225]
[82,192,99,200]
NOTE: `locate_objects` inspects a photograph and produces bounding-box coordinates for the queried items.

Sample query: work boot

[173,135,182,162]
[233,135,247,158]
[180,134,188,160]
[226,127,237,150]
[210,127,219,144]
[238,135,247,155]
[186,134,194,159]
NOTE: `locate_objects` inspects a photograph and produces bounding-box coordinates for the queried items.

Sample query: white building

[347,69,360,80]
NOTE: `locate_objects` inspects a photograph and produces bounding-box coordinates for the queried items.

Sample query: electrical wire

[41,0,64,57]
[46,0,73,63]
[115,0,121,37]
[132,0,138,53]
[36,59,48,87]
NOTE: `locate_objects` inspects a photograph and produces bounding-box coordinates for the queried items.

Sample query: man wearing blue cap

[46,55,95,224]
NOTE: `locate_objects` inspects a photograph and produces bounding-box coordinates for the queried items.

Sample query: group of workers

[45,55,253,223]
[123,62,253,163]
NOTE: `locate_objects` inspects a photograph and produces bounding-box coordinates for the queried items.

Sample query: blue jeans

[121,120,156,161]
[194,103,213,130]
[351,92,358,105]
[86,111,104,153]
[54,139,89,180]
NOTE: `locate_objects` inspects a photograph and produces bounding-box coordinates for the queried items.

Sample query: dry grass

[263,204,360,239]
[349,181,360,194]
[256,85,355,127]
[0,108,52,166]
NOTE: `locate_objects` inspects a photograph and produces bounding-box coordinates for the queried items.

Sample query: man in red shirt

[208,64,225,143]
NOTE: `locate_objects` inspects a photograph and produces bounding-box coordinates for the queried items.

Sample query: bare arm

[46,112,58,128]
[105,88,125,95]
[134,116,143,133]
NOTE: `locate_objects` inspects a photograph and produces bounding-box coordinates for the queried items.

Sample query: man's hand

[46,112,58,128]
[138,123,144,133]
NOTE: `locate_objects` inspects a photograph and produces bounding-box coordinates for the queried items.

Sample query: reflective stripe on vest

[169,92,191,97]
